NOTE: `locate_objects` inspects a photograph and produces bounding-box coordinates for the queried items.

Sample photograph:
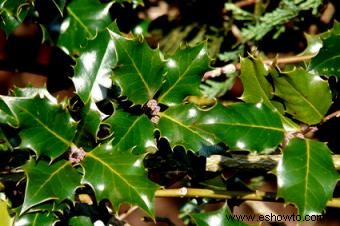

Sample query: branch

[322,110,340,123]
[205,154,340,172]
[203,55,314,80]
[155,188,340,208]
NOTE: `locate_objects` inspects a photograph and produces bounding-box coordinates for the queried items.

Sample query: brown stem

[117,205,139,221]
[206,154,340,172]
[155,188,340,208]
[322,110,340,124]
[236,0,257,8]
[204,55,315,80]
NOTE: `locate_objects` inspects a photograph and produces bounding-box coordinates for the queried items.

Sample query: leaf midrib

[26,162,69,209]
[16,104,71,146]
[158,50,203,102]
[313,54,340,70]
[114,115,143,148]
[280,77,323,119]
[117,37,152,98]
[87,153,142,197]
[81,38,113,104]
[67,7,92,36]
[160,113,215,144]
[198,122,284,132]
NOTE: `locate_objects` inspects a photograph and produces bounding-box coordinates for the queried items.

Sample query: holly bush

[0,0,339,225]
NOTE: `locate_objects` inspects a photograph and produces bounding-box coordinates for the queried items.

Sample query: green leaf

[73,101,104,147]
[158,44,210,106]
[0,98,17,127]
[57,0,113,55]
[82,143,159,216]
[14,212,58,226]
[191,204,247,226]
[112,33,166,105]
[73,29,117,104]
[240,57,273,106]
[69,216,92,226]
[0,0,30,36]
[158,103,284,152]
[0,127,12,151]
[273,68,332,125]
[0,95,77,159]
[299,34,322,57]
[104,110,156,154]
[21,160,81,214]
[277,138,339,218]
[240,56,299,130]
[309,22,340,77]
[0,198,13,226]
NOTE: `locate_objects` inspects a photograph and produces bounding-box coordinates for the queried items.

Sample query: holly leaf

[0,95,77,159]
[112,32,166,105]
[240,56,273,104]
[14,212,58,226]
[57,0,113,55]
[309,22,340,77]
[0,0,30,36]
[0,98,17,127]
[240,56,299,130]
[104,110,156,154]
[273,68,332,125]
[158,44,210,106]
[69,216,92,226]
[21,160,81,214]
[277,138,339,218]
[299,34,322,57]
[0,199,13,226]
[73,29,117,104]
[73,101,104,148]
[158,103,284,152]
[81,143,159,216]
[191,204,247,226]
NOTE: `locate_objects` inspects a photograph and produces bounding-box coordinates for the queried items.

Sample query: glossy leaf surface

[310,22,340,77]
[22,160,81,214]
[240,57,273,104]
[0,98,17,127]
[277,138,339,218]
[0,199,13,225]
[158,44,209,106]
[14,212,58,226]
[273,69,332,124]
[57,0,113,55]
[240,56,299,130]
[191,204,247,226]
[159,103,284,152]
[112,33,165,104]
[73,29,117,104]
[0,96,77,159]
[104,110,155,154]
[82,143,159,216]
[73,101,103,147]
